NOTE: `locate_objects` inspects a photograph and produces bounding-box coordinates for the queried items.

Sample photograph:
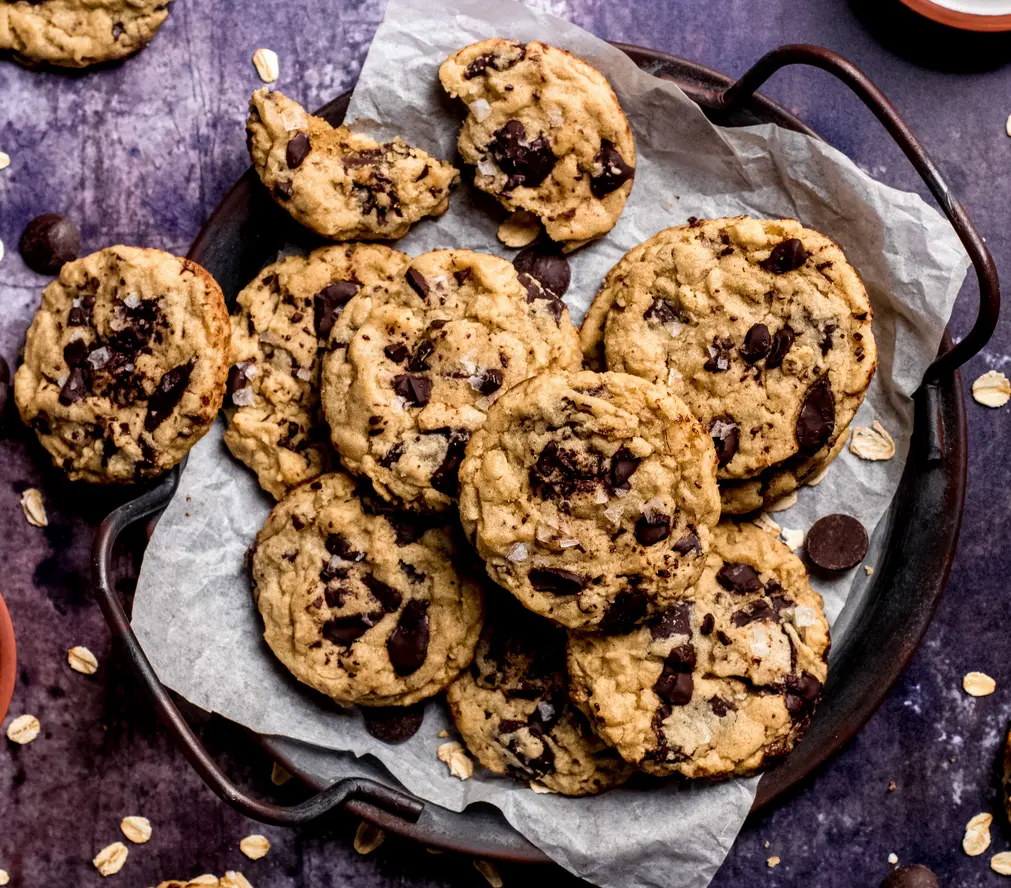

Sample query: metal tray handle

[89,43,999,833]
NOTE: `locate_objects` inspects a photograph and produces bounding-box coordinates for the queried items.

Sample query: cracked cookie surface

[447,594,632,796]
[14,246,228,483]
[225,244,409,499]
[583,217,876,485]
[458,370,721,631]
[0,0,172,67]
[247,89,459,242]
[320,249,582,512]
[251,471,484,707]
[439,39,635,246]
[567,521,830,779]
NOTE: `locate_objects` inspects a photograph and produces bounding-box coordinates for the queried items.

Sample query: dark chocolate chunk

[709,697,737,717]
[589,139,635,198]
[59,366,87,405]
[512,244,570,298]
[528,568,585,596]
[378,442,404,468]
[653,647,695,706]
[708,418,739,467]
[643,298,681,326]
[820,323,837,355]
[63,338,89,367]
[795,376,835,454]
[609,447,640,490]
[488,119,556,189]
[477,368,503,395]
[716,562,763,594]
[785,671,823,714]
[805,513,868,571]
[225,362,253,407]
[363,575,403,613]
[405,267,430,300]
[20,213,80,274]
[362,703,426,744]
[314,280,358,338]
[703,336,734,372]
[739,323,771,364]
[322,612,381,646]
[144,361,193,431]
[325,533,362,561]
[384,343,409,363]
[600,588,648,634]
[386,599,430,675]
[651,602,692,639]
[519,274,565,323]
[761,238,808,274]
[765,326,794,369]
[407,339,435,372]
[392,374,432,407]
[700,613,715,635]
[429,429,470,496]
[716,630,732,645]
[286,132,311,169]
[731,599,778,626]
[672,532,702,555]
[273,180,294,200]
[880,865,940,888]
[635,512,671,546]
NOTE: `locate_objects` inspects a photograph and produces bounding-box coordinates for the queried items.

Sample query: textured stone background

[2,0,1011,885]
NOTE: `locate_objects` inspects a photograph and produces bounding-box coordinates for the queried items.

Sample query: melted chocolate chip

[362,703,426,744]
[286,132,311,169]
[700,613,715,635]
[392,374,432,407]
[322,612,381,646]
[512,244,570,298]
[635,512,671,546]
[386,599,430,675]
[378,442,404,468]
[651,602,692,639]
[478,369,503,395]
[20,213,80,274]
[363,575,403,613]
[429,429,470,496]
[643,298,682,327]
[805,513,868,571]
[766,326,794,369]
[529,568,585,596]
[672,532,702,555]
[384,343,409,363]
[405,267,430,300]
[145,361,193,431]
[600,588,648,634]
[225,362,252,406]
[796,376,835,453]
[731,599,778,626]
[739,323,772,363]
[761,238,808,274]
[717,562,763,594]
[488,119,556,189]
[314,281,359,338]
[519,274,566,323]
[59,366,87,405]
[703,336,734,372]
[609,447,640,490]
[708,418,739,467]
[407,339,435,372]
[653,647,695,706]
[325,533,362,561]
[784,671,822,714]
[590,139,635,198]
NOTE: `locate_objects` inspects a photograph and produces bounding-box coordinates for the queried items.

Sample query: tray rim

[174,42,972,865]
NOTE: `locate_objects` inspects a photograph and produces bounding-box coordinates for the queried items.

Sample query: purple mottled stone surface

[1,1,1010,885]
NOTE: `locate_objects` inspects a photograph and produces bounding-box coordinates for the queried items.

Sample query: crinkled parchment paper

[131,0,970,885]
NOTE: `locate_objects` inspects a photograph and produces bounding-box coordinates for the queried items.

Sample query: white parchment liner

[132,0,970,885]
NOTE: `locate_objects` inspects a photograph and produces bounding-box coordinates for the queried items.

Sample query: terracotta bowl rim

[0,590,16,724]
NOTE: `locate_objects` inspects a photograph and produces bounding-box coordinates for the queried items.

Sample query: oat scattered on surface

[766,492,797,512]
[963,672,996,697]
[887,853,898,865]
[767,856,781,868]
[888,780,897,791]
[763,840,769,849]
[973,370,1011,408]
[437,741,474,780]
[6,714,40,745]
[530,782,555,794]
[437,729,449,738]
[20,488,47,527]
[0,152,9,171]
[497,210,541,248]
[779,527,804,551]
[187,876,220,886]
[473,860,503,888]
[353,821,385,855]
[156,875,252,888]
[219,874,254,888]
[239,835,270,861]
[963,812,993,856]
[68,645,99,675]
[1006,114,1011,138]
[93,842,128,876]
[270,762,291,786]
[750,512,781,536]
[252,48,279,83]
[0,869,8,885]
[992,851,1011,874]
[806,462,832,487]
[865,566,875,576]
[849,421,896,460]
[120,816,152,844]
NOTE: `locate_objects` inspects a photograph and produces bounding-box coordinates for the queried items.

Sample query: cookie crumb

[992,851,1011,874]
[437,729,449,738]
[766,492,797,512]
[239,835,270,860]
[767,856,781,868]
[68,646,99,675]
[252,48,279,83]
[5,714,40,745]
[763,840,770,848]
[497,210,542,248]
[972,370,1011,408]
[888,780,897,791]
[353,821,385,855]
[20,488,48,527]
[963,671,996,697]
[888,853,898,865]
[530,781,555,794]
[120,816,152,844]
[437,741,474,780]
[849,421,895,460]
[270,762,291,785]
[473,860,503,887]
[963,812,993,856]
[865,565,875,576]
[93,842,128,876]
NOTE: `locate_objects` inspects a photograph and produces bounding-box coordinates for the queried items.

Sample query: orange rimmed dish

[0,592,16,723]
[898,0,1011,31]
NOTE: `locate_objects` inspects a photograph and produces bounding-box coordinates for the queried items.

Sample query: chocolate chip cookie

[439,39,635,246]
[567,521,830,779]
[584,217,876,491]
[14,246,229,483]
[0,0,173,67]
[247,89,459,242]
[225,244,409,499]
[251,471,484,707]
[458,371,721,631]
[447,594,632,796]
[320,249,582,512]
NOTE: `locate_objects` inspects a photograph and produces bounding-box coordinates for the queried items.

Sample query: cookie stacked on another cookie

[15,246,229,482]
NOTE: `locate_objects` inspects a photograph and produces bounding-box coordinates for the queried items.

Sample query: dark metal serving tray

[91,42,998,864]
